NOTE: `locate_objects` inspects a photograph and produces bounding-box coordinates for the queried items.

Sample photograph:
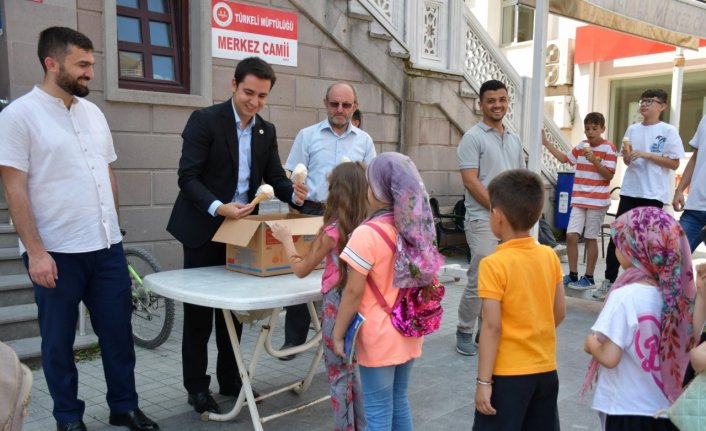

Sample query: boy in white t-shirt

[543,113,617,290]
[598,89,684,300]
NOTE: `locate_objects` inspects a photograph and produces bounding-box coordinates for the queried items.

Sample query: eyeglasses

[638,98,664,106]
[327,101,355,109]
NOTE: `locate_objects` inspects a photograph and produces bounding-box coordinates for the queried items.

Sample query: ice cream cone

[291,163,308,184]
[250,184,274,205]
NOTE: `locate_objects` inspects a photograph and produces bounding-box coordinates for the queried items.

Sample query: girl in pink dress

[271,162,368,430]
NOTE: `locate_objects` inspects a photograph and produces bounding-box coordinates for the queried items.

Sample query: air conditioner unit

[545,38,574,87]
[544,95,574,129]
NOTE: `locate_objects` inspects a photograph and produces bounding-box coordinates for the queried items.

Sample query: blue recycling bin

[554,171,574,229]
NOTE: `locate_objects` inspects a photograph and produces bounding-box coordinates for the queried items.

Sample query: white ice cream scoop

[251,184,274,205]
[291,163,308,184]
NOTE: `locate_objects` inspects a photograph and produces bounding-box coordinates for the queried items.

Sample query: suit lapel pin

[259,129,264,135]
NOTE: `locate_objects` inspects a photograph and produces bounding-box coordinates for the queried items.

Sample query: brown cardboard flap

[264,217,322,236]
[212,218,261,247]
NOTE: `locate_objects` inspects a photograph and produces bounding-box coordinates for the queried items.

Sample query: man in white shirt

[674,115,706,252]
[281,82,376,357]
[0,27,158,431]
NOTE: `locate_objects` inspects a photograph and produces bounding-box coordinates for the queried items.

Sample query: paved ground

[22,243,706,430]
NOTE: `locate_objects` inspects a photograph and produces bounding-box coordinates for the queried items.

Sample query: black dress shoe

[108,408,159,430]
[187,391,221,414]
[278,342,297,361]
[57,420,87,431]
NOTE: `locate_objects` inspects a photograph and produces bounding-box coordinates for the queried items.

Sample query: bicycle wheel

[124,247,175,349]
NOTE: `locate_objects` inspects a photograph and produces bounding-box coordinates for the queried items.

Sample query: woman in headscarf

[332,152,444,430]
[582,206,695,431]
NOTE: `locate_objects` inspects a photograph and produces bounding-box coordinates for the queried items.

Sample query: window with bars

[116,0,190,93]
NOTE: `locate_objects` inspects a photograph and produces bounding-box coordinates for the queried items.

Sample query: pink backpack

[365,222,444,337]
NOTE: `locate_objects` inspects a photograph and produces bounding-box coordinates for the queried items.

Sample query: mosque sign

[212,1,298,67]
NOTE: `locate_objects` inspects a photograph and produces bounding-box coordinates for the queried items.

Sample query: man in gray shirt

[456,79,525,356]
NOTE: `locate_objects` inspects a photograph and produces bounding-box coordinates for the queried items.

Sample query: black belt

[302,200,324,210]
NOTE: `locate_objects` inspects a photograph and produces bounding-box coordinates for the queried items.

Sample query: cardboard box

[212,213,324,276]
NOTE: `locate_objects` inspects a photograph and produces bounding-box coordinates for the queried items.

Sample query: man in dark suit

[167,57,307,415]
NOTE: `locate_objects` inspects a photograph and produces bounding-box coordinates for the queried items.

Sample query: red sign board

[212,1,298,66]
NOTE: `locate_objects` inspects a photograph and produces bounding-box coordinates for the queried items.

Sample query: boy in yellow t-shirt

[473,169,566,430]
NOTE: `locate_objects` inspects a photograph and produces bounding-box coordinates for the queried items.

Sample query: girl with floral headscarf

[582,206,695,431]
[332,152,443,430]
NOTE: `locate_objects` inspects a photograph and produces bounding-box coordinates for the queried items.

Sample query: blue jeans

[679,209,706,253]
[25,243,137,424]
[358,359,415,431]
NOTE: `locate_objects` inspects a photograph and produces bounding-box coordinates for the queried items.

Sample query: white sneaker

[592,280,611,300]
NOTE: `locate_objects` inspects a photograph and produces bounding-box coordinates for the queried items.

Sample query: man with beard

[0,27,159,431]
[281,82,375,359]
[455,79,526,356]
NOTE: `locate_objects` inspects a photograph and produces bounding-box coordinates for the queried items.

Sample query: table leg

[205,303,328,427]
[203,309,267,430]
[294,302,324,394]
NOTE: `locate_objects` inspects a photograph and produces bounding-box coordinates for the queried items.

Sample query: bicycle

[124,246,175,349]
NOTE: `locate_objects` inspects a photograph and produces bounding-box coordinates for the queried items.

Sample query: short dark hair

[37,27,93,72]
[584,112,605,128]
[479,79,508,101]
[352,109,362,127]
[641,89,668,104]
[488,169,544,231]
[234,56,277,88]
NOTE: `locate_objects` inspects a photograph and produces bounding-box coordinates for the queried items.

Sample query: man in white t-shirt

[673,114,706,252]
[0,27,158,431]
[598,89,684,298]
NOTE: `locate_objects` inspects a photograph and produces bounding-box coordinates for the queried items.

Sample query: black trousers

[283,204,324,345]
[473,371,560,431]
[604,195,663,282]
[182,241,242,394]
[605,415,677,431]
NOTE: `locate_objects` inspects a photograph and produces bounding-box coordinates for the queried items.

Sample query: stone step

[6,333,99,363]
[0,223,17,248]
[347,0,374,21]
[0,247,24,275]
[0,274,33,306]
[0,202,8,224]
[0,303,39,341]
[369,21,393,41]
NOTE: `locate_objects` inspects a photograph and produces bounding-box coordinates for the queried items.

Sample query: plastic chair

[429,197,470,262]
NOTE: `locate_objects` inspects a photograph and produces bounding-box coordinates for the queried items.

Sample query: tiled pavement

[20,251,651,430]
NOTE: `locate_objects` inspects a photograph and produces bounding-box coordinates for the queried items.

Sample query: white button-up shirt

[0,86,122,253]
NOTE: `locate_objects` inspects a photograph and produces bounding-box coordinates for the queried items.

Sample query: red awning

[574,25,706,64]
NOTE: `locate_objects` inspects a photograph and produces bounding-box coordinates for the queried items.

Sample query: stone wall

[0,0,478,270]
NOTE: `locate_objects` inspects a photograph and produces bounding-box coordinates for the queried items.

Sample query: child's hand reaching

[475,384,496,416]
[269,222,292,243]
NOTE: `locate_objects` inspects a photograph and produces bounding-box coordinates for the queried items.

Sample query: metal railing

[357,0,574,184]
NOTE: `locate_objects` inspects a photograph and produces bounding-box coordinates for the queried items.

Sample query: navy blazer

[167,99,294,249]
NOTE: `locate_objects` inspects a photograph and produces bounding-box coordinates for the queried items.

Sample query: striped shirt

[565,140,617,209]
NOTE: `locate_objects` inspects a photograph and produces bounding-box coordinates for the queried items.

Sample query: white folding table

[143,266,327,430]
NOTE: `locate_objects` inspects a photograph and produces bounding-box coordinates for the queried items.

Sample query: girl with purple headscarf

[582,206,695,431]
[332,152,443,430]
